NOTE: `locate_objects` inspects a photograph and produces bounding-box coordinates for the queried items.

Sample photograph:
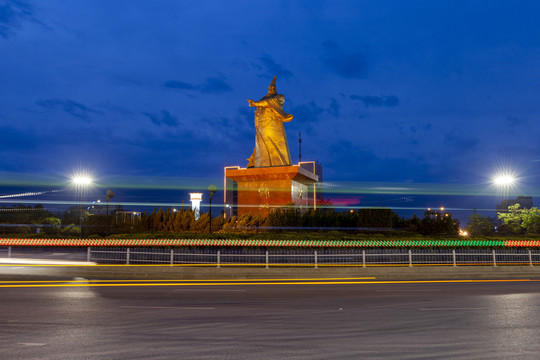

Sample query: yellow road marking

[0,277,376,284]
[0,279,538,288]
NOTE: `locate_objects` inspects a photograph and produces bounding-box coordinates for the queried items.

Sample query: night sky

[1,1,539,213]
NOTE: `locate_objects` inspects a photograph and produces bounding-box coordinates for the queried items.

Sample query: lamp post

[105,189,114,235]
[208,184,217,233]
[493,173,515,210]
[72,174,93,237]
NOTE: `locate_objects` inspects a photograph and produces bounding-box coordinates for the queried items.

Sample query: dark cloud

[254,54,293,80]
[327,140,431,182]
[143,110,178,127]
[506,116,527,126]
[200,77,233,94]
[410,122,431,134]
[122,128,232,177]
[35,99,103,119]
[96,101,133,115]
[0,0,30,38]
[504,116,527,135]
[422,123,432,131]
[163,80,197,91]
[350,95,399,107]
[163,77,232,94]
[322,41,367,79]
[0,1,49,38]
[199,107,254,145]
[328,98,340,117]
[290,101,325,135]
[0,125,35,150]
[444,132,479,150]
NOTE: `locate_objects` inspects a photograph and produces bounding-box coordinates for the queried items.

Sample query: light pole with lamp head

[105,189,114,235]
[493,173,515,210]
[72,175,93,237]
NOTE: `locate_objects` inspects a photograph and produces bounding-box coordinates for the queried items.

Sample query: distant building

[115,211,141,224]
[496,196,533,212]
[189,193,203,220]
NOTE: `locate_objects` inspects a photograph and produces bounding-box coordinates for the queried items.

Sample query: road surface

[1,276,539,359]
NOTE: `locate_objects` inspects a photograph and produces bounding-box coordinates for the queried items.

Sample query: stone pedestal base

[225,165,318,217]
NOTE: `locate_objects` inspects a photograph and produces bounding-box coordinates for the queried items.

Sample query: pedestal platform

[224,165,319,217]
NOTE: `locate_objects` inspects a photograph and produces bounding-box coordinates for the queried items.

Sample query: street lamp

[71,174,93,237]
[208,184,217,233]
[105,190,114,235]
[493,172,515,209]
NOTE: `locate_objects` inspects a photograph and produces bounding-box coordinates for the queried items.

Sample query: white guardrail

[85,247,540,267]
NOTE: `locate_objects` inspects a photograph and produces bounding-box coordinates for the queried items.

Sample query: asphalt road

[1,277,540,360]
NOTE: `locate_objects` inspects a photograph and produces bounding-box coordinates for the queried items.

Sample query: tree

[40,216,62,235]
[498,204,540,234]
[466,213,494,236]
[0,204,60,235]
[419,210,460,236]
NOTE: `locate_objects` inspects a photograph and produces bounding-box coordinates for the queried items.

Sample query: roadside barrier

[86,247,540,267]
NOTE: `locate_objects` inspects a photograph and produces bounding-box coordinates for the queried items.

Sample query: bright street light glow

[493,175,515,186]
[72,176,93,186]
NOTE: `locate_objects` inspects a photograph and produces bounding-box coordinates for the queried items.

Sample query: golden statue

[247,76,293,168]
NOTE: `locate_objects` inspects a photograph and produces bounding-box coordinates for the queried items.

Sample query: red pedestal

[225,165,318,217]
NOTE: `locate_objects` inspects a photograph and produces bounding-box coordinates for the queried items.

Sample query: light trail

[0,189,63,199]
[0,278,538,288]
[0,277,377,283]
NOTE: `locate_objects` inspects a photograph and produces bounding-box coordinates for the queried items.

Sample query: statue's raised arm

[247,76,293,168]
[247,99,267,107]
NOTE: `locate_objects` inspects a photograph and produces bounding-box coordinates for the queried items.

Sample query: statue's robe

[247,93,293,168]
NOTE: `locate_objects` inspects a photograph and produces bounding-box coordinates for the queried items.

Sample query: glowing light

[459,229,469,237]
[71,175,93,186]
[2,237,528,248]
[493,174,515,186]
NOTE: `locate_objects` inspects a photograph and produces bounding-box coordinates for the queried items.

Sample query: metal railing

[88,247,540,267]
[0,246,11,258]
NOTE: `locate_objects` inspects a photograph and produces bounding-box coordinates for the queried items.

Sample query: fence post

[87,247,91,262]
[362,249,366,268]
[126,248,130,265]
[492,249,497,267]
[529,249,533,267]
[170,248,174,265]
[217,250,221,268]
[452,249,456,267]
[8,246,12,258]
[265,250,269,269]
[314,250,318,269]
[408,249,413,267]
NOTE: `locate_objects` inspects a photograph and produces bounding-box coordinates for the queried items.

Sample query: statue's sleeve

[251,99,269,107]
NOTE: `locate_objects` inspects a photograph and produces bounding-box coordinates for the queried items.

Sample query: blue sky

[1,0,540,204]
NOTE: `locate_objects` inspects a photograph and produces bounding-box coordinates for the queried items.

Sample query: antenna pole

[299,131,302,163]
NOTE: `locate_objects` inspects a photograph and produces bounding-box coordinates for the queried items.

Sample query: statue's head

[267,75,277,95]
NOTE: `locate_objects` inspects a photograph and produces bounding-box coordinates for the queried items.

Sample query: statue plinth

[225,164,319,217]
